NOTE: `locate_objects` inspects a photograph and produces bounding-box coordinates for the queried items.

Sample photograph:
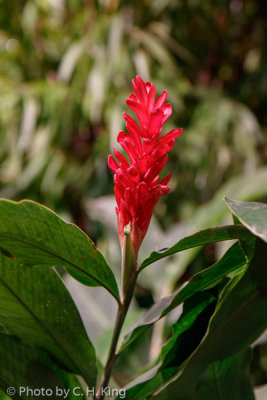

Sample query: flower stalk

[95,230,137,400]
[121,223,136,303]
[95,76,182,399]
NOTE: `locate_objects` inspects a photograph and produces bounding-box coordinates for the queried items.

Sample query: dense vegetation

[0,1,267,398]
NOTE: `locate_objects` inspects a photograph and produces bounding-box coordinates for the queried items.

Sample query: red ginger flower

[108,76,182,258]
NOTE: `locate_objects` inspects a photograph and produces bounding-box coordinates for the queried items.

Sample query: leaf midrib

[0,232,117,300]
[212,363,223,400]
[0,274,90,385]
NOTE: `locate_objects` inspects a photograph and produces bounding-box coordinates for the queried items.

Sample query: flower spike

[108,76,182,259]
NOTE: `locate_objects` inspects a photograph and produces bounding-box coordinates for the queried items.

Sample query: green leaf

[139,224,248,271]
[120,241,245,352]
[124,292,217,400]
[153,239,267,399]
[0,199,119,302]
[225,198,267,243]
[0,333,85,400]
[0,253,96,387]
[0,388,12,400]
[196,349,254,400]
[159,292,218,369]
[161,167,267,281]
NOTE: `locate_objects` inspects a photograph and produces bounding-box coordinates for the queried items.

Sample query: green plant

[0,77,266,399]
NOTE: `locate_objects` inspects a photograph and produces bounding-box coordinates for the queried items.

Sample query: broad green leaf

[0,253,96,387]
[124,292,216,399]
[0,333,85,400]
[139,224,248,271]
[153,239,267,399]
[120,242,245,352]
[0,199,119,302]
[196,349,254,400]
[225,198,267,243]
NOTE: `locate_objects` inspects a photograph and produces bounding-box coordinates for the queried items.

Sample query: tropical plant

[0,76,266,400]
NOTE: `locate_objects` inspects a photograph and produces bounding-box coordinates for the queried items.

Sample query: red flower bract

[108,76,182,257]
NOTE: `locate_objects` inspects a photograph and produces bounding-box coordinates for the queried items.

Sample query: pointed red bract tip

[108,76,182,258]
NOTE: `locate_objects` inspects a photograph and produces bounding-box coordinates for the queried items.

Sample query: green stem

[95,235,137,400]
[95,304,125,399]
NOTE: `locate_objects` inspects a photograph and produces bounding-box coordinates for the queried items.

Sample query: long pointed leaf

[120,241,245,352]
[139,225,248,271]
[123,292,216,399]
[154,239,267,399]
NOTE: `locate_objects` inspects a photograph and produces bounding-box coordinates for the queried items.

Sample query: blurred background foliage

[1,0,267,392]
